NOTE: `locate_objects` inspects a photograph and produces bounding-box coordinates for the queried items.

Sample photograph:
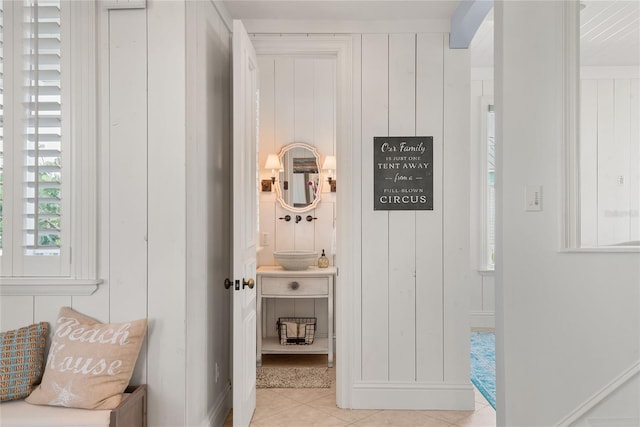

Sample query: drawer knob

[289,281,300,290]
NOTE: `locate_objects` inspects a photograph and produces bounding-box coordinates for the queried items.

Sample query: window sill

[0,278,103,296]
[560,247,640,254]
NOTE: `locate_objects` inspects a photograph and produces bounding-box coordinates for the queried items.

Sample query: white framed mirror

[274,142,322,213]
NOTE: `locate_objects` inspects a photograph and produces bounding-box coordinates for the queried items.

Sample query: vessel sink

[273,250,318,270]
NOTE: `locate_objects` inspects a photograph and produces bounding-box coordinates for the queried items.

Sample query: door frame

[251,35,354,408]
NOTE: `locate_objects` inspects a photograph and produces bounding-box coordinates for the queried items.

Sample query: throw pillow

[26,307,147,410]
[0,322,50,402]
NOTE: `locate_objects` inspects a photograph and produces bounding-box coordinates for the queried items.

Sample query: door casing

[251,34,354,408]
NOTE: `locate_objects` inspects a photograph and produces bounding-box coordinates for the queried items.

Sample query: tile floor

[224,355,496,426]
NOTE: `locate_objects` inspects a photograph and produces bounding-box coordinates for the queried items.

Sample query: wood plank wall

[358,33,471,391]
[360,33,447,384]
[580,77,640,246]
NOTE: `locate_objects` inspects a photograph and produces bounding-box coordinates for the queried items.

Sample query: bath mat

[256,367,331,388]
[471,331,496,409]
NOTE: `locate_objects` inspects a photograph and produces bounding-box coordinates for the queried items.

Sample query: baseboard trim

[351,381,475,410]
[471,311,495,329]
[587,418,640,427]
[556,360,640,427]
[202,383,232,427]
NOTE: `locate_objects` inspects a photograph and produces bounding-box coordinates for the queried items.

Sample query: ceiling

[222,0,460,22]
[470,1,640,68]
[580,0,639,67]
[223,0,639,68]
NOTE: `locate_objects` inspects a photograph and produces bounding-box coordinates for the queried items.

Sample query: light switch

[526,185,542,212]
[260,232,269,246]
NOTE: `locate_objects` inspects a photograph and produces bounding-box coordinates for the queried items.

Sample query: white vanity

[256,266,336,367]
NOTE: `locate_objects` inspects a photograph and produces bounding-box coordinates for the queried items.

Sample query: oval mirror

[274,143,322,213]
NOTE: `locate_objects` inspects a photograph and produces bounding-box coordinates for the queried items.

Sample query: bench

[0,385,147,427]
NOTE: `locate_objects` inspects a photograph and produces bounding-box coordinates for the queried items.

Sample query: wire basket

[277,317,317,345]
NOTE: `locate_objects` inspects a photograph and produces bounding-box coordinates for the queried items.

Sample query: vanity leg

[257,291,262,367]
[328,278,334,368]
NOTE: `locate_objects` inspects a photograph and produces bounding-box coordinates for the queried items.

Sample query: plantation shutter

[24,0,63,256]
[0,0,70,277]
[0,1,4,255]
[486,105,495,267]
[2,0,98,283]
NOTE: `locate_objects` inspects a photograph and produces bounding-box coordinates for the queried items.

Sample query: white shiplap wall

[580,72,640,247]
[352,33,474,409]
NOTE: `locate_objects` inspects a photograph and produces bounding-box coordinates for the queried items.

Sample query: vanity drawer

[261,277,329,296]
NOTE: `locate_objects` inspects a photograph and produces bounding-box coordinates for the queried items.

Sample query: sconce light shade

[322,155,337,172]
[265,154,282,171]
[265,153,283,184]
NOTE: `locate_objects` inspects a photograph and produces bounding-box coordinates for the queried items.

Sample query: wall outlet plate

[526,185,542,211]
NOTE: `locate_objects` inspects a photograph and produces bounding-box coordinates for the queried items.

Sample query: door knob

[243,278,255,289]
[224,278,233,289]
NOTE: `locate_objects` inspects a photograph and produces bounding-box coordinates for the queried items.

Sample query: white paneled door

[232,20,258,427]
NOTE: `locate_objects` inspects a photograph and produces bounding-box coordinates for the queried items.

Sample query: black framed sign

[373,136,433,211]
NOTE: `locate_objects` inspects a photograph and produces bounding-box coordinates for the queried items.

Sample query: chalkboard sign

[373,136,433,211]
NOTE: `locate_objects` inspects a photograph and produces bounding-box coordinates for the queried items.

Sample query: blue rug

[470,331,496,409]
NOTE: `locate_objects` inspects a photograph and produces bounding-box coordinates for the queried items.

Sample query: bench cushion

[0,399,111,427]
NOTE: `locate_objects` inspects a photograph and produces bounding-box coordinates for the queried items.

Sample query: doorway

[252,35,354,409]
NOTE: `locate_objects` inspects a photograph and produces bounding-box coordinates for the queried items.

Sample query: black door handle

[224,278,233,289]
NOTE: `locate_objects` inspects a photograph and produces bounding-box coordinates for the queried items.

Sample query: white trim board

[555,360,640,427]
[102,0,146,10]
[471,311,495,329]
[0,279,102,296]
[581,66,639,80]
[587,419,640,427]
[243,19,450,35]
[212,1,233,32]
[203,383,232,427]
[351,382,475,410]
[473,66,640,82]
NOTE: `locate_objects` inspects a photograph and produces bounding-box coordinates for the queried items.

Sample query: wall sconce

[263,154,282,192]
[322,155,337,192]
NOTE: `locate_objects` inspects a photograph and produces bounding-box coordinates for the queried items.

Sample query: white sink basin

[273,250,318,270]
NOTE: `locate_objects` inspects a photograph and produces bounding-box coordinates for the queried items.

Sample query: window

[1,0,98,286]
[486,104,495,267]
[565,0,640,250]
[480,97,495,270]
